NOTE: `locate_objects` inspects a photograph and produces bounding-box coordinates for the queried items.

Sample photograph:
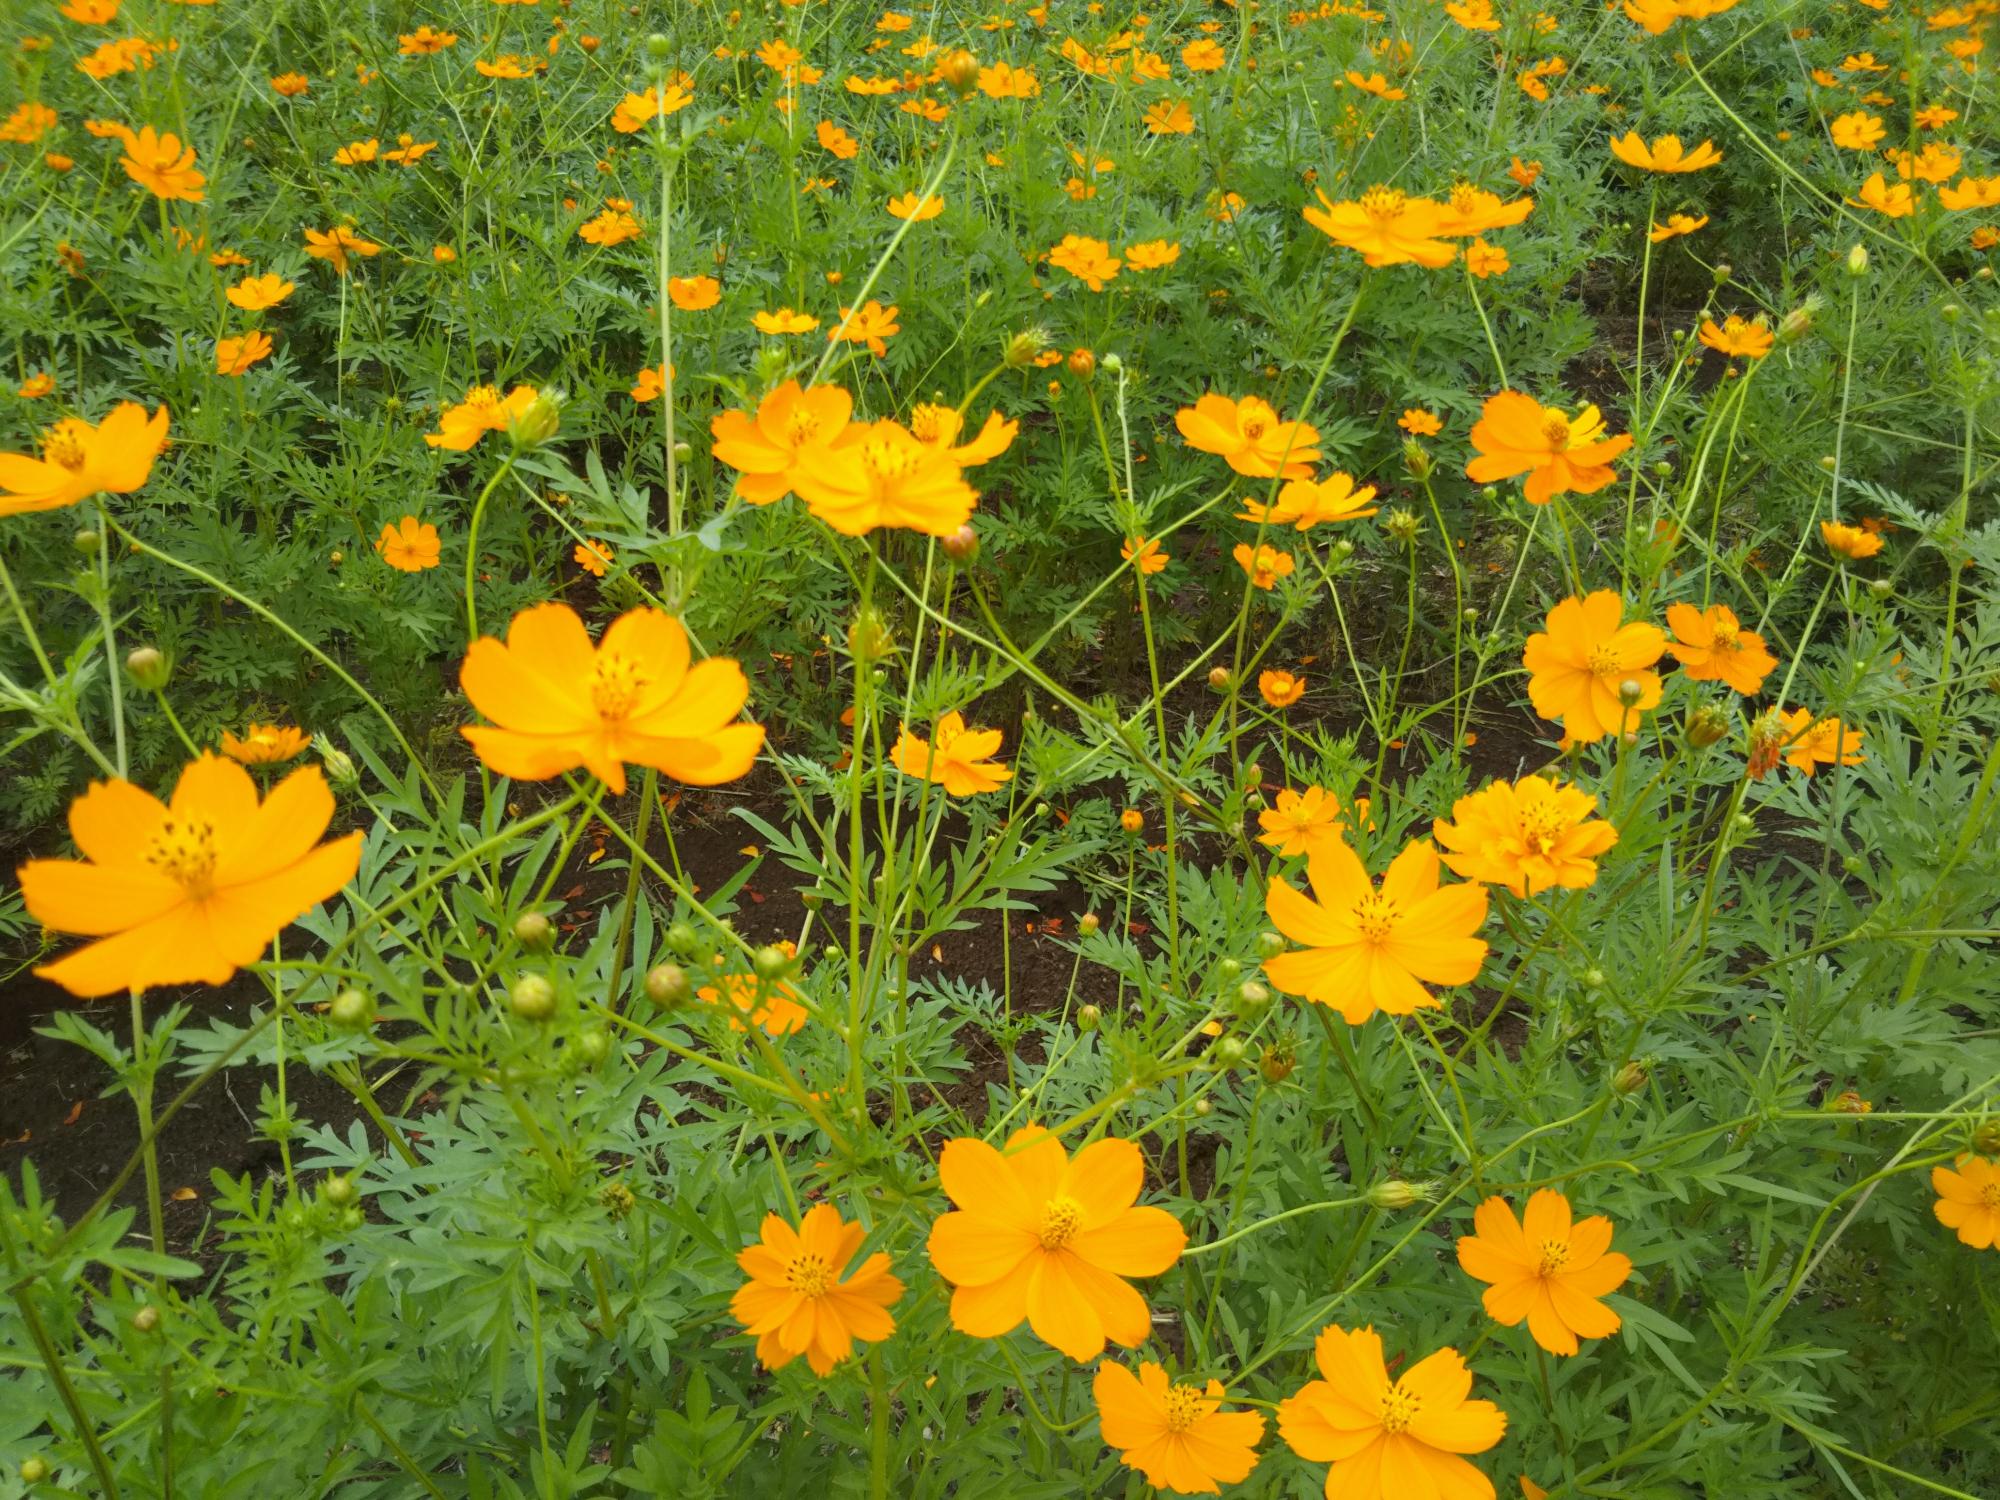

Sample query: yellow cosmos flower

[0,402,170,515]
[891,711,1013,795]
[1432,776,1618,896]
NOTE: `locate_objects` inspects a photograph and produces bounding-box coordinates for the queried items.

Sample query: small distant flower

[1464,237,1510,277]
[1178,394,1320,480]
[1181,38,1226,71]
[1264,838,1488,1022]
[731,1204,903,1375]
[215,330,273,376]
[977,61,1039,98]
[1609,131,1721,172]
[120,125,205,201]
[1237,472,1379,530]
[1433,776,1618,896]
[700,967,808,1036]
[60,0,121,23]
[1094,1362,1265,1496]
[579,206,642,246]
[17,373,55,399]
[815,120,861,159]
[375,516,441,571]
[1698,314,1773,358]
[573,539,613,577]
[460,603,764,794]
[269,71,309,95]
[1649,212,1708,241]
[304,226,382,275]
[433,244,457,263]
[667,274,720,309]
[1123,239,1181,270]
[1345,69,1407,100]
[752,307,820,335]
[611,82,693,133]
[1776,708,1865,777]
[1303,184,1455,268]
[1399,408,1442,436]
[0,103,59,144]
[1048,234,1121,290]
[1143,99,1194,135]
[1820,519,1884,559]
[1932,1156,2000,1250]
[892,712,1013,795]
[220,723,311,765]
[332,137,379,165]
[1848,172,1915,217]
[1522,591,1665,744]
[426,385,540,450]
[828,300,901,356]
[381,134,437,165]
[1278,1326,1507,1498]
[1448,0,1501,28]
[1122,536,1168,574]
[1233,542,1295,590]
[1259,669,1306,708]
[1938,175,2000,210]
[227,273,295,311]
[1829,111,1886,150]
[1666,602,1776,694]
[398,24,458,53]
[927,1128,1186,1362]
[475,54,537,79]
[1466,391,1632,505]
[886,191,944,220]
[1914,104,1960,130]
[0,403,170,515]
[1507,155,1541,186]
[1457,1190,1632,1355]
[1257,786,1349,860]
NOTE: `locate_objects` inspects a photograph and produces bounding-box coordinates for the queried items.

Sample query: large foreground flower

[789,419,978,536]
[1263,839,1488,1023]
[709,381,854,503]
[1466,392,1632,505]
[1094,1361,1265,1495]
[1432,777,1617,896]
[1176,394,1320,480]
[460,603,764,794]
[119,125,204,201]
[20,755,363,997]
[731,1203,903,1375]
[0,402,169,514]
[927,1128,1186,1362]
[1277,1325,1507,1500]
[1456,1190,1631,1355]
[1932,1156,2000,1250]
[1303,185,1456,267]
[1522,592,1665,744]
[892,712,1013,795]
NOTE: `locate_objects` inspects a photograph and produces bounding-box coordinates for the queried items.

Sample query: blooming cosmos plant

[1092,1361,1264,1495]
[731,1204,903,1375]
[1456,1190,1632,1356]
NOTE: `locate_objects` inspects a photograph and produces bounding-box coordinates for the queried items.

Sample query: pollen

[41,420,90,471]
[589,651,650,720]
[785,1251,833,1297]
[146,815,220,898]
[1161,1383,1206,1433]
[1378,1382,1422,1434]
[1537,1239,1572,1276]
[1540,413,1574,450]
[1037,1195,1084,1250]
[783,405,823,448]
[1351,892,1399,943]
[1359,184,1407,217]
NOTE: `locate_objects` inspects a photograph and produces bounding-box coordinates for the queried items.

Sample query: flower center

[783,405,822,447]
[1038,1195,1084,1250]
[1378,1382,1422,1434]
[1540,413,1574,451]
[462,385,500,413]
[1537,1239,1571,1276]
[1585,643,1623,675]
[1351,892,1398,943]
[1161,1384,1205,1433]
[1710,616,1739,648]
[1242,415,1268,441]
[1449,182,1479,212]
[908,404,945,443]
[1981,1184,2000,1210]
[862,434,923,482]
[1519,801,1567,856]
[785,1252,833,1297]
[146,815,219,898]
[589,651,649,720]
[41,420,89,471]
[1359,184,1407,219]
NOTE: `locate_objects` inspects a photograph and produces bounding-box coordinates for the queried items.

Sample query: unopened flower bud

[1777,298,1820,343]
[1077,1003,1101,1032]
[1819,454,1838,471]
[1215,957,1242,985]
[131,1304,160,1332]
[1712,262,1731,286]
[665,920,700,957]
[1367,1178,1435,1211]
[125,646,169,691]
[1333,537,1355,559]
[935,47,979,94]
[19,1458,49,1484]
[328,988,372,1029]
[1868,577,1891,598]
[1100,352,1123,374]
[1383,508,1421,545]
[1078,912,1100,936]
[317,740,359,791]
[644,963,690,1007]
[1255,929,1285,960]
[1583,967,1607,990]
[847,605,895,663]
[1400,439,1433,480]
[1235,980,1270,1014]
[1612,1060,1649,1095]
[1972,1119,2000,1156]
[321,1174,358,1207]
[1845,244,1869,276]
[1067,347,1096,378]
[510,974,556,1021]
[1193,1095,1213,1116]
[1120,807,1144,832]
[941,523,979,564]
[1259,1044,1296,1084]
[1003,327,1049,368]
[1210,1035,1248,1069]
[1686,703,1729,749]
[507,389,564,450]
[73,527,100,554]
[753,944,794,981]
[1208,666,1232,689]
[514,912,555,950]
[645,33,672,58]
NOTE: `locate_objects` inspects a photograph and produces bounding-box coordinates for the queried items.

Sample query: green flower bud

[1613,1060,1649,1095]
[1077,1003,1101,1032]
[1366,1178,1437,1211]
[1210,1036,1248,1069]
[666,921,700,958]
[321,1174,358,1207]
[125,646,169,691]
[644,963,690,1008]
[19,1458,49,1484]
[510,974,556,1021]
[1256,930,1285,960]
[753,944,794,981]
[1077,913,1100,936]
[1235,980,1270,1014]
[514,912,555,950]
[131,1304,160,1333]
[328,989,372,1029]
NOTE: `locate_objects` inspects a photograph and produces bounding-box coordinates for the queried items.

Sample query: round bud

[1067,347,1096,378]
[20,1458,49,1484]
[1256,930,1285,960]
[1845,243,1870,276]
[935,47,979,94]
[1210,1036,1248,1069]
[575,1028,611,1065]
[1731,813,1755,835]
[753,944,793,981]
[1193,1096,1213,1117]
[1243,761,1263,785]
[1621,730,1640,748]
[672,440,693,463]
[1617,678,1644,705]
[1712,262,1731,286]
[1215,957,1242,984]
[1461,607,1477,623]
[1940,303,1961,323]
[1259,1045,1296,1084]
[1207,666,1232,689]
[72,528,100,554]
[131,1305,160,1333]
[1868,578,1891,598]
[1100,352,1123,374]
[513,912,555,951]
[321,1174,358,1207]
[644,963,690,1008]
[1972,1119,2000,1157]
[1583,967,1607,990]
[1077,912,1101,936]
[125,646,169,691]
[941,523,979,564]
[1120,808,1144,833]
[1235,980,1270,1014]
[509,974,557,1021]
[328,988,372,1029]
[1077,1003,1101,1032]
[666,921,700,957]
[645,33,672,57]
[1612,1060,1649,1096]
[1819,454,1838,471]
[1366,1178,1422,1211]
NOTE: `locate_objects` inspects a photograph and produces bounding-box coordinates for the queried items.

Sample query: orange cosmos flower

[1264,838,1487,1023]
[1457,1190,1631,1355]
[1303,184,1455,267]
[1649,212,1708,241]
[0,402,169,515]
[1238,471,1379,529]
[1849,172,1915,216]
[1820,519,1884,559]
[1665,602,1775,694]
[1432,776,1617,897]
[1181,38,1226,70]
[1465,391,1632,505]
[1256,786,1350,860]
[269,71,309,95]
[460,603,765,795]
[1259,669,1306,708]
[22,756,357,998]
[828,300,901,356]
[1938,175,2000,210]
[977,61,1039,97]
[752,307,820,335]
[375,516,440,571]
[0,102,59,143]
[699,967,808,1036]
[1122,536,1168,574]
[1048,234,1121,289]
[61,0,121,21]
[426,384,540,450]
[628,365,670,402]
[1178,394,1320,480]
[815,119,861,158]
[1277,1325,1506,1500]
[731,1204,903,1375]
[398,25,458,53]
[710,381,854,503]
[573,539,612,577]
[1932,1156,2000,1250]
[1772,708,1864,777]
[1464,238,1509,277]
[790,419,977,536]
[220,723,311,765]
[1399,408,1442,436]
[611,82,693,133]
[1522,591,1665,744]
[1698,315,1773,358]
[1124,239,1181,270]
[1434,183,1535,236]
[1143,99,1195,134]
[475,54,537,79]
[1507,154,1541,185]
[892,711,1013,795]
[579,207,642,245]
[1828,111,1885,150]
[1608,131,1721,172]
[332,138,379,166]
[227,273,295,310]
[215,330,273,376]
[1233,543,1295,590]
[303,226,381,274]
[927,1128,1186,1362]
[887,191,945,220]
[667,274,720,309]
[1094,1362,1265,1496]
[18,374,55,399]
[908,404,1016,465]
[119,125,204,200]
